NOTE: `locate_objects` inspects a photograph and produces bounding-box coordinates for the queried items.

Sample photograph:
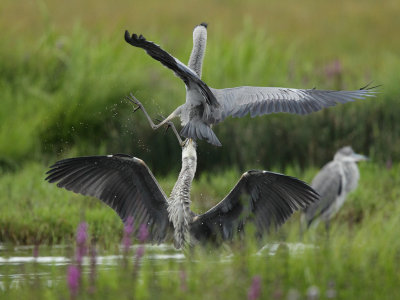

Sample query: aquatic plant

[248,275,261,300]
[67,265,80,298]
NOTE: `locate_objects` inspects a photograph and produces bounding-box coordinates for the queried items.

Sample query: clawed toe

[126,93,142,105]
[126,93,143,112]
[163,121,175,134]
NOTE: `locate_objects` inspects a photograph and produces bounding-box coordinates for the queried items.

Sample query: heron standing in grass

[46,124,319,249]
[124,23,377,146]
[301,146,368,232]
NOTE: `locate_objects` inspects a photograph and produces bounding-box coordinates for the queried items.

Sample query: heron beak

[353,153,369,162]
[182,138,194,148]
[188,138,196,147]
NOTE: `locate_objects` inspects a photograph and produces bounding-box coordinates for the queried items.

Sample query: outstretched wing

[303,161,343,227]
[211,84,377,122]
[45,154,170,243]
[190,170,319,243]
[125,31,219,107]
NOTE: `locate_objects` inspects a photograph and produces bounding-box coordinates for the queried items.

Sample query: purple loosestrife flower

[138,223,149,243]
[136,246,145,259]
[123,216,134,253]
[132,223,148,273]
[76,222,88,266]
[67,265,80,297]
[248,275,261,300]
[76,222,88,245]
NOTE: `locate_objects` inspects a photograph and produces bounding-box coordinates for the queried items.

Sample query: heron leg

[126,93,177,130]
[158,116,183,146]
[166,121,185,146]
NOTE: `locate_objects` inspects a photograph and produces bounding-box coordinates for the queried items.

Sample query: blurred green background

[1,0,399,175]
[1,2,400,298]
[1,0,400,243]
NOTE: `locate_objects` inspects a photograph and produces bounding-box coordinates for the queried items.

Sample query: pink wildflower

[248,275,261,300]
[138,223,149,243]
[67,265,80,297]
[76,222,88,266]
[123,216,134,252]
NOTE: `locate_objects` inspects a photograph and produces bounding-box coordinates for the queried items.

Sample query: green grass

[1,162,399,299]
[1,0,400,174]
[1,0,400,298]
[0,161,398,244]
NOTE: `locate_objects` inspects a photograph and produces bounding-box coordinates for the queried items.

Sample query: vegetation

[1,162,399,299]
[1,0,399,298]
[1,0,400,174]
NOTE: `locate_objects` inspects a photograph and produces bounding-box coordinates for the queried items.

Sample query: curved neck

[170,156,196,202]
[168,146,197,248]
[188,27,207,78]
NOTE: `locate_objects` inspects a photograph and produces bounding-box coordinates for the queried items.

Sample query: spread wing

[45,154,171,243]
[124,31,219,107]
[303,161,342,227]
[190,170,319,243]
[210,84,377,122]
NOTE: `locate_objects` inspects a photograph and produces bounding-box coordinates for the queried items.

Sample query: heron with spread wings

[125,23,377,147]
[46,127,319,249]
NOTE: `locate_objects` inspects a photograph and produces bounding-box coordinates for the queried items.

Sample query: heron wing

[303,161,342,226]
[190,170,319,243]
[125,31,218,107]
[210,85,377,121]
[45,154,170,243]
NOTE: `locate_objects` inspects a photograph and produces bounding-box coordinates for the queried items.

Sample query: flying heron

[301,146,368,232]
[124,23,377,146]
[46,126,319,249]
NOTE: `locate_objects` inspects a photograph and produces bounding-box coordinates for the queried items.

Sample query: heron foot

[126,93,143,112]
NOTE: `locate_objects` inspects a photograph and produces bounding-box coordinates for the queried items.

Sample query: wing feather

[211,85,377,121]
[46,155,171,243]
[124,31,219,107]
[191,170,319,243]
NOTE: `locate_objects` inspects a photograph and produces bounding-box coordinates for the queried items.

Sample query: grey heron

[124,23,377,147]
[301,146,368,231]
[46,132,319,249]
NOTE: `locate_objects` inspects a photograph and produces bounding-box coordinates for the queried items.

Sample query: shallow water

[0,243,184,290]
[0,242,313,290]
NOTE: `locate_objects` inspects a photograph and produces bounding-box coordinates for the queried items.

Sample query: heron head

[182,138,197,161]
[193,23,207,43]
[334,146,368,162]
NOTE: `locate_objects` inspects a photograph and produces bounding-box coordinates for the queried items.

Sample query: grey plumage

[125,23,377,146]
[190,169,319,244]
[302,146,368,229]
[45,154,170,242]
[46,140,319,249]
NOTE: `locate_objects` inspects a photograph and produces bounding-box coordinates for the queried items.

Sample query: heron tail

[180,121,222,147]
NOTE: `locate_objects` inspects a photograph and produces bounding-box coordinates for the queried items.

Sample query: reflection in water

[257,242,316,256]
[0,242,313,290]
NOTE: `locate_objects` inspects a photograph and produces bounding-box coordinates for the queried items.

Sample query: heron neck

[168,153,197,248]
[188,31,207,78]
[342,161,360,193]
[170,155,196,207]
